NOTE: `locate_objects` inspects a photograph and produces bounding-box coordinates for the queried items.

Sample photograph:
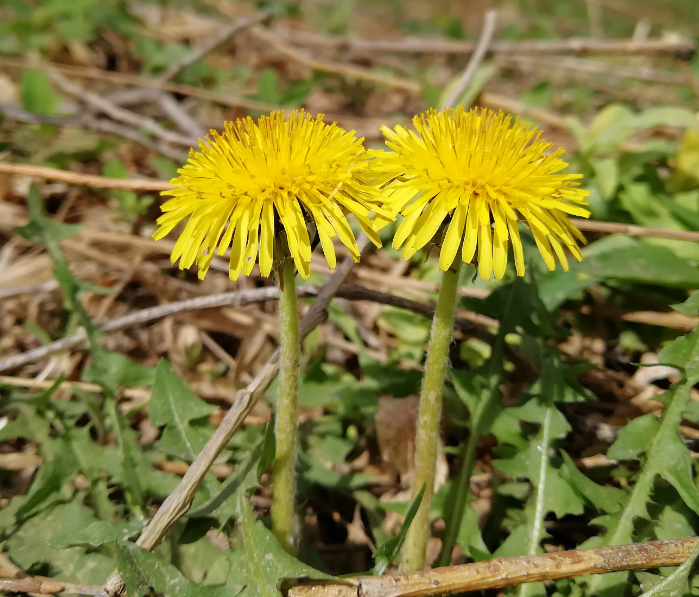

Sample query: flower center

[246,162,347,202]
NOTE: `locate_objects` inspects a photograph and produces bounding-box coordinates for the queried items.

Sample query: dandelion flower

[374,107,590,280]
[154,110,386,280]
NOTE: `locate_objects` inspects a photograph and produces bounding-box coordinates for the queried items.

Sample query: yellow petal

[532,228,556,271]
[492,205,509,280]
[304,201,337,270]
[324,202,360,259]
[289,199,313,262]
[229,204,251,280]
[393,209,423,250]
[259,201,275,277]
[440,201,468,271]
[478,222,493,281]
[462,195,479,263]
[242,224,259,277]
[507,219,525,277]
[548,235,569,271]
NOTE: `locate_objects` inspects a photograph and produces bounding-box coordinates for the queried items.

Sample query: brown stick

[580,305,699,331]
[2,538,696,597]
[287,537,699,597]
[157,10,271,82]
[479,92,571,130]
[443,10,498,108]
[572,218,699,242]
[1,103,188,162]
[0,57,281,113]
[0,577,101,596]
[46,70,197,147]
[507,54,688,85]
[279,31,695,56]
[248,25,421,94]
[0,283,534,378]
[0,163,171,191]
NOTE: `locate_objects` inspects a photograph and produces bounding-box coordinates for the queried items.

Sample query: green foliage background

[2,0,699,596]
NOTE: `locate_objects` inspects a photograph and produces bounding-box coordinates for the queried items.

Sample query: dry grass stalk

[287,537,699,597]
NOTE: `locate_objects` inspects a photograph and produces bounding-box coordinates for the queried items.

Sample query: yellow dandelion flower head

[154,110,386,281]
[374,106,591,280]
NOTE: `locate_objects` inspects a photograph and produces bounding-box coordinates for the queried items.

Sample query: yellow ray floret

[154,110,388,280]
[373,106,590,280]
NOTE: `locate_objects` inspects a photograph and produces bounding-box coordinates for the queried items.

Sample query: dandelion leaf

[229,493,337,597]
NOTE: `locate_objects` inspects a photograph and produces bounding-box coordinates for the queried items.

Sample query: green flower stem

[272,258,300,555]
[402,259,462,572]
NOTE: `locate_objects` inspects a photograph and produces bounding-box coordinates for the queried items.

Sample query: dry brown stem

[0,577,100,596]
[0,103,187,161]
[3,538,698,597]
[0,163,171,191]
[280,32,695,56]
[0,284,490,373]
[508,54,688,85]
[0,57,281,112]
[157,10,271,81]
[0,375,142,396]
[581,306,699,331]
[478,92,571,129]
[572,218,699,242]
[443,10,498,108]
[248,26,421,94]
[46,70,198,147]
[287,537,699,597]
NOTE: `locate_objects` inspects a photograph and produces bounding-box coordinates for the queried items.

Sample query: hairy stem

[272,259,300,555]
[402,260,462,572]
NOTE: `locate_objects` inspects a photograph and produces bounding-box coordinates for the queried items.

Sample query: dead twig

[0,452,44,470]
[248,25,421,94]
[0,375,148,400]
[0,240,15,277]
[156,93,208,139]
[478,92,571,129]
[508,54,688,85]
[46,70,198,147]
[0,57,281,113]
[280,31,695,56]
[0,103,187,161]
[0,284,489,373]
[199,330,237,372]
[0,577,100,596]
[286,537,699,597]
[83,87,206,137]
[580,305,699,331]
[0,553,24,579]
[157,10,271,81]
[0,163,171,191]
[572,219,699,242]
[443,10,498,109]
